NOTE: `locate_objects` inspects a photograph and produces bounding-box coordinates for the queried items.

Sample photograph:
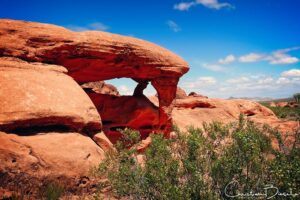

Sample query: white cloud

[166,20,181,32]
[200,54,235,72]
[202,63,225,72]
[67,22,109,32]
[258,77,274,84]
[226,76,250,84]
[239,53,265,63]
[174,2,196,11]
[281,69,300,77]
[239,47,299,64]
[269,49,299,64]
[181,73,300,98]
[118,85,133,95]
[218,54,235,64]
[196,0,234,10]
[174,0,233,11]
[183,76,217,89]
[276,77,288,84]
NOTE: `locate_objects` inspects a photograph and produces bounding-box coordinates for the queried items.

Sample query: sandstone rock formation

[0,19,189,135]
[88,94,160,143]
[175,87,187,99]
[149,94,299,135]
[188,91,208,98]
[0,19,188,190]
[0,132,104,177]
[171,96,298,133]
[81,81,119,96]
[0,57,102,134]
[271,101,299,108]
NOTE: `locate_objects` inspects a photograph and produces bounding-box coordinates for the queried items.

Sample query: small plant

[43,183,64,200]
[262,102,300,120]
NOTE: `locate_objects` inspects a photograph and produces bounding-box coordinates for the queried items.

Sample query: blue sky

[1,0,300,98]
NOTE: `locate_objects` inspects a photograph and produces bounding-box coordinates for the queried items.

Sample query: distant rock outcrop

[176,87,187,99]
[81,81,120,96]
[188,92,208,98]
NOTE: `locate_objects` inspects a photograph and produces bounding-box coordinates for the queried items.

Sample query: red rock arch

[0,19,189,138]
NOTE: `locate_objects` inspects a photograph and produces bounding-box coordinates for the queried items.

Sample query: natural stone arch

[0,19,189,137]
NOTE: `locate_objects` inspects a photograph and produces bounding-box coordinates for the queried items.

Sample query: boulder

[93,132,114,152]
[0,57,101,134]
[0,131,105,196]
[0,131,104,177]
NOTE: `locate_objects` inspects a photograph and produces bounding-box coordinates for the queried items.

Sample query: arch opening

[81,78,161,143]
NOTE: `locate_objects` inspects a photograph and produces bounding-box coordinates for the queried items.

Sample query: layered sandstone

[0,19,189,186]
[0,57,102,134]
[0,19,189,134]
[88,94,160,143]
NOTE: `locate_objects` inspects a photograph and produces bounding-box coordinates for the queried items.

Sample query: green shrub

[94,116,300,200]
[43,183,64,200]
[294,93,300,103]
[263,103,300,120]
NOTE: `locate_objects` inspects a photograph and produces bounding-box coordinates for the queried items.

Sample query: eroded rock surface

[88,93,160,143]
[0,131,105,197]
[0,20,190,194]
[149,94,298,135]
[0,131,104,177]
[0,57,102,134]
[0,19,189,135]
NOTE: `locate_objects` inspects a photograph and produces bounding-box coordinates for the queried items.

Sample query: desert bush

[38,182,64,200]
[263,103,300,120]
[294,93,300,103]
[94,116,300,200]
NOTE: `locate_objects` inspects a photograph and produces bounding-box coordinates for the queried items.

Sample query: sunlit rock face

[0,19,189,184]
[0,19,189,137]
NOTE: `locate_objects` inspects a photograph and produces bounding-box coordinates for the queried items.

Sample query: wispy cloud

[269,47,300,64]
[281,69,300,77]
[67,22,109,32]
[218,54,235,64]
[239,47,300,65]
[200,54,235,72]
[180,73,300,98]
[202,63,225,72]
[166,20,181,32]
[118,85,133,95]
[174,2,196,11]
[174,0,234,11]
[239,53,265,63]
[182,76,217,89]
